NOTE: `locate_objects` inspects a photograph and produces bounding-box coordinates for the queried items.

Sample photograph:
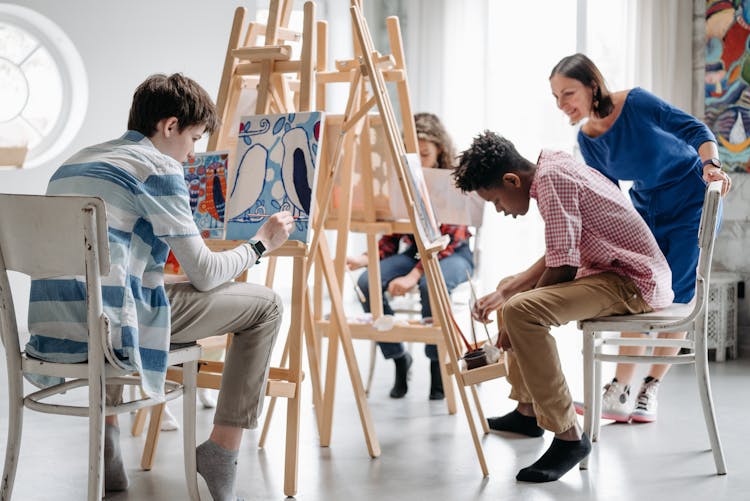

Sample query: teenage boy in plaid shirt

[453,131,673,483]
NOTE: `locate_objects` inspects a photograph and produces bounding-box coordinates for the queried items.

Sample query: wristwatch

[248,239,266,264]
[702,157,722,169]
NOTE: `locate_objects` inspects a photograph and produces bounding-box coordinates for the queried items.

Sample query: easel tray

[459,352,508,386]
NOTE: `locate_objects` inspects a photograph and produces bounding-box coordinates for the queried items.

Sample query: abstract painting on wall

[183,151,229,239]
[225,112,324,243]
[705,0,750,172]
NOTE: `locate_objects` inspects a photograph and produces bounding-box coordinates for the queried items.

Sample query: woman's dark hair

[550,53,614,119]
[414,112,456,170]
[127,73,220,137]
[453,131,531,192]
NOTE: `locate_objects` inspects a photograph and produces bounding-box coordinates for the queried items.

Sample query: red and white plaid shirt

[530,150,674,309]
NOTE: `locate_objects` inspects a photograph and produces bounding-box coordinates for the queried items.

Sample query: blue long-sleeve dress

[578,87,719,303]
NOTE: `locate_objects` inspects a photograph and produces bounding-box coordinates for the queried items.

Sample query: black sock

[516,433,592,482]
[390,352,412,398]
[487,409,544,437]
[643,376,659,384]
[429,360,444,400]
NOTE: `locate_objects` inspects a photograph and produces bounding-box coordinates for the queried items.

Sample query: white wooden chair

[0,194,203,500]
[578,181,726,474]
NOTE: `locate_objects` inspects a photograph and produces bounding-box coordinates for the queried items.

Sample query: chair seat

[578,301,695,332]
[21,344,202,380]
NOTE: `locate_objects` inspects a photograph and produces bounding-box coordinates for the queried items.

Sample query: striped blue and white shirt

[27,131,201,398]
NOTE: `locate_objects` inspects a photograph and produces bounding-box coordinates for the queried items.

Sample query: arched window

[0,5,87,168]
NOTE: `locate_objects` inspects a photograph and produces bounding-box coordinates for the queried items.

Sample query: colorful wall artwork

[225,112,324,243]
[182,151,229,239]
[705,0,750,172]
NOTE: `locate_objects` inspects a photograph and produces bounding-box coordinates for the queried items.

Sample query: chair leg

[580,330,595,470]
[88,372,106,501]
[364,340,377,396]
[1,373,24,500]
[182,360,200,500]
[593,356,602,442]
[695,338,727,475]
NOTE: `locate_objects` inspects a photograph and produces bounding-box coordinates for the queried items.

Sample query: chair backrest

[691,181,723,317]
[0,194,109,363]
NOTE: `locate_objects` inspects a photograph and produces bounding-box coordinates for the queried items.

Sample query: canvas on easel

[320,2,507,477]
[225,111,324,243]
[401,152,441,244]
[422,167,485,227]
[328,116,396,222]
[182,151,229,239]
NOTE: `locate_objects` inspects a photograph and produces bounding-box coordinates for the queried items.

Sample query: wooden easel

[131,2,340,497]
[308,2,507,476]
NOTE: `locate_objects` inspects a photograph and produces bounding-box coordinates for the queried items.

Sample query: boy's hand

[346,254,368,270]
[254,212,294,252]
[496,327,512,351]
[473,274,519,323]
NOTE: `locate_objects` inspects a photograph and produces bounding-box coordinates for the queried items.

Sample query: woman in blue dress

[548,53,732,423]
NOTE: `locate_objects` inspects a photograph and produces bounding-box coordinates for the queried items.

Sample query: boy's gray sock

[104,424,129,491]
[197,439,245,501]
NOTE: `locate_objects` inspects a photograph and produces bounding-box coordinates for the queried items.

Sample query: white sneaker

[198,388,217,409]
[160,405,180,431]
[630,379,659,423]
[601,380,632,422]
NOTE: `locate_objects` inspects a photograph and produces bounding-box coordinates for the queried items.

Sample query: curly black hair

[453,131,531,192]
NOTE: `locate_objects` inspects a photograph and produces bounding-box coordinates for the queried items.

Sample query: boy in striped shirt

[453,131,673,483]
[27,73,293,500]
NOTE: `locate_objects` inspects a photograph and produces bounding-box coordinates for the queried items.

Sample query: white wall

[1,0,288,330]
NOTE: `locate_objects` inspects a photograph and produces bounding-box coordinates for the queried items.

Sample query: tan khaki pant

[503,272,652,433]
[107,281,282,429]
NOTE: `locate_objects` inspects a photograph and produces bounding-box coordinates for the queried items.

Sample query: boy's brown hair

[127,73,220,137]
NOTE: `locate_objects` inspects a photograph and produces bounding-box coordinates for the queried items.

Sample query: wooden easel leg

[319,309,339,447]
[456,384,489,477]
[259,335,291,448]
[437,342,457,415]
[132,407,148,436]
[283,255,305,497]
[141,403,165,471]
[318,238,380,457]
[471,385,489,434]
[303,292,324,427]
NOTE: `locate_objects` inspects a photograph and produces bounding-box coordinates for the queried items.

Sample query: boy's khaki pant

[502,272,652,433]
[107,281,282,429]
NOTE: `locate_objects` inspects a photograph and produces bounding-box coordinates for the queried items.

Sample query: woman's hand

[346,254,369,270]
[703,165,732,196]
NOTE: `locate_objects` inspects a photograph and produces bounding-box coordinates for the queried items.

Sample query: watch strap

[248,239,266,264]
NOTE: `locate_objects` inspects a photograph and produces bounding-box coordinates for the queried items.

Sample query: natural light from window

[0,5,87,168]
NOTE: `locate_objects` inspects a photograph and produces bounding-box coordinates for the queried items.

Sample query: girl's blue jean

[356,244,474,360]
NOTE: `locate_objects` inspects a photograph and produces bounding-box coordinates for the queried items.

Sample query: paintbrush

[466,270,493,345]
[243,213,309,220]
[345,268,367,303]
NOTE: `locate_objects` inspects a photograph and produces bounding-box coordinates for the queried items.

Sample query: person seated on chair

[26,73,293,501]
[453,131,673,483]
[346,113,474,401]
